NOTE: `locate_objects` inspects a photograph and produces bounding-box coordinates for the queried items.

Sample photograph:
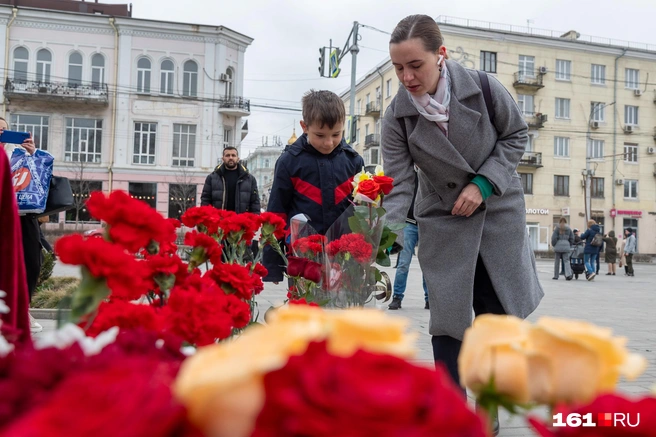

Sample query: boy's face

[300,120,344,155]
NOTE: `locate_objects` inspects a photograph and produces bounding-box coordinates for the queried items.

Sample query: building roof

[0,0,131,17]
[287,128,297,145]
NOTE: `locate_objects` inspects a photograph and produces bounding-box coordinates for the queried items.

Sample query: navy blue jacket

[263,133,364,281]
[580,224,602,255]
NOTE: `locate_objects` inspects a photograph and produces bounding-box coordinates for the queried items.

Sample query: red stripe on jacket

[334,176,354,205]
[290,177,322,205]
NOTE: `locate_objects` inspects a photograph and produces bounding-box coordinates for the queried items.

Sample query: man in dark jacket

[200,146,260,214]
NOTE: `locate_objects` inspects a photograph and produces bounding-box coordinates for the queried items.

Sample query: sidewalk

[42,258,655,437]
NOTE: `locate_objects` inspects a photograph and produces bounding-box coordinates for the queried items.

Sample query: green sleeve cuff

[470,175,493,201]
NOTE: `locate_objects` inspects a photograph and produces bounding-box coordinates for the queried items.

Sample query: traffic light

[318,47,326,77]
[329,49,341,78]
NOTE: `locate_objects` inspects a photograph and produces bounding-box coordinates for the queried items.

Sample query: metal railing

[5,78,109,103]
[526,113,547,128]
[435,15,656,53]
[519,151,543,167]
[513,71,545,87]
[365,101,380,116]
[218,96,250,112]
[364,133,380,148]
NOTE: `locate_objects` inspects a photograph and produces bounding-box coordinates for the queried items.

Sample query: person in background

[602,231,618,276]
[623,228,637,277]
[596,237,604,275]
[580,220,601,281]
[551,218,574,280]
[1,117,42,333]
[573,228,582,245]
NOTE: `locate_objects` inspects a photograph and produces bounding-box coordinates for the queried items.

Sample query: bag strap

[477,70,497,131]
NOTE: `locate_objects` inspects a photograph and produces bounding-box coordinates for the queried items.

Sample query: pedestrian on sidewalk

[389,173,429,310]
[551,218,574,280]
[602,231,618,276]
[580,220,601,281]
[623,228,637,277]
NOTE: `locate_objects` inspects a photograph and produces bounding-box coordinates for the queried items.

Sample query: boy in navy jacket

[263,90,364,282]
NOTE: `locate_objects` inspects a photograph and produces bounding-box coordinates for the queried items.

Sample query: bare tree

[65,159,100,230]
[169,166,198,221]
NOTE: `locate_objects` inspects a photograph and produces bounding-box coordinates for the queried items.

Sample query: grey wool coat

[382,60,544,340]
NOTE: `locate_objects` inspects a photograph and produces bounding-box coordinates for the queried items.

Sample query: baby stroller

[570,243,585,280]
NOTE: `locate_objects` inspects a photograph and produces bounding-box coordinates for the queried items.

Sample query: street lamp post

[585,101,615,224]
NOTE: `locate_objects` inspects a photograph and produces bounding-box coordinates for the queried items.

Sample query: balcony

[364,101,380,117]
[218,96,251,117]
[513,70,545,91]
[364,133,380,149]
[519,151,543,168]
[525,113,548,129]
[4,78,108,106]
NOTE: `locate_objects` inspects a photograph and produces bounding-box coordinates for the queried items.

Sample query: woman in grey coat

[551,218,574,280]
[382,15,544,390]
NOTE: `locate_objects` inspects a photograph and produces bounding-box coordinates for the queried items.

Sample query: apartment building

[342,16,656,254]
[0,1,252,225]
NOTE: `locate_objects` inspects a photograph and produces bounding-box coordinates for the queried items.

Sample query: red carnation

[259,212,287,240]
[289,298,319,307]
[373,175,394,195]
[252,342,487,437]
[336,233,373,263]
[206,262,256,300]
[220,213,260,243]
[83,301,162,338]
[181,205,221,230]
[185,230,222,266]
[356,179,381,201]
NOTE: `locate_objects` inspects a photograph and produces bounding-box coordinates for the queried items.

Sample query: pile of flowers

[286,166,402,307]
[54,190,286,346]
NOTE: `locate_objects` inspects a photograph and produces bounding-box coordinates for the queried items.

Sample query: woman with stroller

[603,231,618,276]
[551,218,574,280]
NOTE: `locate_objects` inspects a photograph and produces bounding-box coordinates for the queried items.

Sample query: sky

[123,0,656,158]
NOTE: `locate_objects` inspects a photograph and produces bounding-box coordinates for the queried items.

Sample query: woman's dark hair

[390,14,444,52]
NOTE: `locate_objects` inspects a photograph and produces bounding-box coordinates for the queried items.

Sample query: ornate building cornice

[14,19,114,35]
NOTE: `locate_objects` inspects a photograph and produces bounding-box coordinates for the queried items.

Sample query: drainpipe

[612,48,627,230]
[108,17,119,192]
[2,8,18,118]
[375,65,385,134]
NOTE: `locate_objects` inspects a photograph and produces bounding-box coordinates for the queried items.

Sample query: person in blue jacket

[580,219,602,281]
[263,90,365,282]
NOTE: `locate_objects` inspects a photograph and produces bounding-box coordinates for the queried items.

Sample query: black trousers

[20,215,42,300]
[432,254,506,387]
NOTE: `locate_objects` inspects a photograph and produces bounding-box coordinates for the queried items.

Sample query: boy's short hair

[301,89,346,129]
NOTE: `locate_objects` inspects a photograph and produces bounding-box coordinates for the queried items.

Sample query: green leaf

[386,223,407,232]
[376,250,391,267]
[348,215,364,234]
[69,267,111,324]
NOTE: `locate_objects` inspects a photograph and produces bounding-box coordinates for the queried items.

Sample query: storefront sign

[561,207,570,216]
[616,210,642,217]
[610,208,617,218]
[526,208,550,215]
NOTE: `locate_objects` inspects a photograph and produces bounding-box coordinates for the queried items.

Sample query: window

[591,215,605,235]
[129,182,157,209]
[624,143,638,163]
[623,218,638,240]
[137,57,151,93]
[555,59,571,81]
[517,94,534,115]
[591,177,604,198]
[36,49,52,83]
[68,52,83,87]
[520,173,533,195]
[554,137,570,157]
[356,99,361,115]
[65,180,103,223]
[518,55,535,77]
[65,118,103,163]
[182,60,198,97]
[160,60,174,95]
[365,124,369,136]
[526,133,535,152]
[588,139,604,159]
[554,175,569,196]
[555,98,570,119]
[480,51,497,73]
[264,158,270,168]
[13,47,29,82]
[355,128,360,143]
[11,114,49,150]
[133,122,157,164]
[168,184,196,220]
[624,105,639,126]
[366,93,370,105]
[590,102,605,122]
[591,64,606,85]
[386,79,392,97]
[625,68,639,89]
[91,54,105,88]
[223,129,231,148]
[375,86,380,100]
[224,68,234,97]
[172,124,196,167]
[624,180,638,199]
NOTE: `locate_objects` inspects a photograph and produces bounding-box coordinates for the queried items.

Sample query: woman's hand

[451,183,483,217]
[22,133,36,155]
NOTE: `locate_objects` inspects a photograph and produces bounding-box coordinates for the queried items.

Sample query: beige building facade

[342,17,656,254]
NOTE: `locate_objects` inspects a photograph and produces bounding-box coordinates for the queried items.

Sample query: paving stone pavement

[44,258,655,436]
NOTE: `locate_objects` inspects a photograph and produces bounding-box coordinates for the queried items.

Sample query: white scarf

[410,57,451,136]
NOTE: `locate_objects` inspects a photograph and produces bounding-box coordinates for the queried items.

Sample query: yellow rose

[459,314,648,406]
[174,305,416,437]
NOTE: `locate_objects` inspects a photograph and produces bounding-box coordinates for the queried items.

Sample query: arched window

[160,59,174,95]
[68,51,83,87]
[182,60,198,97]
[13,47,29,83]
[36,49,52,83]
[224,67,234,98]
[91,53,105,88]
[137,57,151,93]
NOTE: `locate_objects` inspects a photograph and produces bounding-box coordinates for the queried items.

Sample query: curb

[30,308,70,320]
